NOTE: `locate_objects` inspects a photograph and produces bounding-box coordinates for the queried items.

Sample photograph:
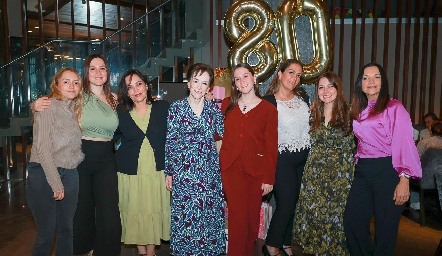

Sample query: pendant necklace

[241,97,253,113]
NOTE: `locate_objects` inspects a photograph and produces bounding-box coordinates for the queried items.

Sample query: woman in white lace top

[262,59,311,256]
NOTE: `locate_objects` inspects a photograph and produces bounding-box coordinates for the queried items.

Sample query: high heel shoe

[262,245,281,256]
[280,245,293,256]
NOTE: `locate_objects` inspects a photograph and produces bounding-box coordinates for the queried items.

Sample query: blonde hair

[47,67,83,127]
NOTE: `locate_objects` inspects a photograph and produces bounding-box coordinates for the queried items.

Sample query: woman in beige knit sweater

[27,67,84,255]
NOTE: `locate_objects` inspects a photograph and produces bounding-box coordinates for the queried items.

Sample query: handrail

[0,40,99,70]
[103,0,172,42]
[0,0,172,70]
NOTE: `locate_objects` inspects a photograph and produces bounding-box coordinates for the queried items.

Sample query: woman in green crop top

[32,54,122,256]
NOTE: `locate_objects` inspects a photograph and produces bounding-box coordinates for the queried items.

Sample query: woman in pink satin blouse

[344,63,422,256]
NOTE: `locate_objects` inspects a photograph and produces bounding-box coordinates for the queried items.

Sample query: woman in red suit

[220,63,278,256]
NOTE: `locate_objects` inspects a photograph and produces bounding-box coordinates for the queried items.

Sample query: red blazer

[219,98,278,184]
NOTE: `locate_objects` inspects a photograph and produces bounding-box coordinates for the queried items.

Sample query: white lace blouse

[276,96,311,153]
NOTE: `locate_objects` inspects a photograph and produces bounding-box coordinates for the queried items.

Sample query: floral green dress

[293,121,355,255]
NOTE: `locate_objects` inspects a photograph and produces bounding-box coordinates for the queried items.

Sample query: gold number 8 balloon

[276,0,333,84]
[224,0,278,83]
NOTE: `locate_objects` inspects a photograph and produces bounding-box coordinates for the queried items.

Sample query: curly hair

[47,67,83,127]
[225,63,261,115]
[310,71,351,135]
[82,54,117,110]
[350,63,390,120]
[117,69,154,112]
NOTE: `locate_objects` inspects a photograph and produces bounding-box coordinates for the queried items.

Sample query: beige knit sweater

[29,98,84,192]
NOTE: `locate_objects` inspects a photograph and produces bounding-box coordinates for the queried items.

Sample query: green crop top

[81,93,118,139]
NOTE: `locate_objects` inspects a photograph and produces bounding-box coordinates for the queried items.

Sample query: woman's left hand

[205,91,214,101]
[165,175,173,191]
[393,176,410,205]
[261,183,273,196]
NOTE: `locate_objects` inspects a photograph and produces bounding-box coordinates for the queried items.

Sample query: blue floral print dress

[165,98,226,256]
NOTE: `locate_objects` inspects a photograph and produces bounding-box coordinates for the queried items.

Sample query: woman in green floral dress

[293,71,354,255]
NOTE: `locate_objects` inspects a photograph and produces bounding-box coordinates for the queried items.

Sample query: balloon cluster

[224,0,333,84]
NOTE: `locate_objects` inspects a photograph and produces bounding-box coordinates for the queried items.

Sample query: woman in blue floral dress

[165,63,226,255]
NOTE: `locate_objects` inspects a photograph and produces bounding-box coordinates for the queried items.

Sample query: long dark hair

[82,54,117,110]
[117,69,154,111]
[350,63,390,120]
[310,71,351,135]
[265,59,306,99]
[225,63,261,115]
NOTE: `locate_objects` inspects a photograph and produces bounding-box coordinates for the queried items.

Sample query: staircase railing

[0,0,208,180]
[0,0,192,129]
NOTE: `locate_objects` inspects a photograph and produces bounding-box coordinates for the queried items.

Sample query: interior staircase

[0,0,206,180]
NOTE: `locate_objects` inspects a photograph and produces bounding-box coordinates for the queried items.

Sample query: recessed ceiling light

[120,17,124,20]
[28,30,32,33]
[35,26,39,29]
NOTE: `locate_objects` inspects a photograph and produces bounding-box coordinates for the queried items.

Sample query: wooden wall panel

[350,0,357,96]
[429,0,439,115]
[359,0,366,69]
[392,1,402,99]
[419,0,431,122]
[401,0,412,109]
[371,0,378,64]
[410,0,421,122]
[338,0,345,80]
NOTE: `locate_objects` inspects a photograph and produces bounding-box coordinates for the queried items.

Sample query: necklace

[241,97,254,113]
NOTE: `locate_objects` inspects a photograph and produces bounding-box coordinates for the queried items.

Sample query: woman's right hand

[53,189,65,201]
[31,96,52,113]
[165,175,172,191]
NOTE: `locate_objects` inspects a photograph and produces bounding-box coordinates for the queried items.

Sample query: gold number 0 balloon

[224,0,278,82]
[276,0,333,84]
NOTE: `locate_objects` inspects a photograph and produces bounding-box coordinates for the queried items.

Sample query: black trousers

[73,140,122,256]
[266,149,309,247]
[344,157,405,256]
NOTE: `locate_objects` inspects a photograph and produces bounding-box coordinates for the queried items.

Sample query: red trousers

[222,157,263,256]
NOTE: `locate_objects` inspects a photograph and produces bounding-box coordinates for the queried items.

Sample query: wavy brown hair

[350,63,390,120]
[82,54,117,110]
[265,59,306,99]
[225,63,261,115]
[47,67,83,127]
[310,71,351,135]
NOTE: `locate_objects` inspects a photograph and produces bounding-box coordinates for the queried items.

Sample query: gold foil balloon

[224,0,278,82]
[276,0,333,84]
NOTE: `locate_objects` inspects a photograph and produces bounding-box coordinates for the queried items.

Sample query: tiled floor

[1,158,442,255]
